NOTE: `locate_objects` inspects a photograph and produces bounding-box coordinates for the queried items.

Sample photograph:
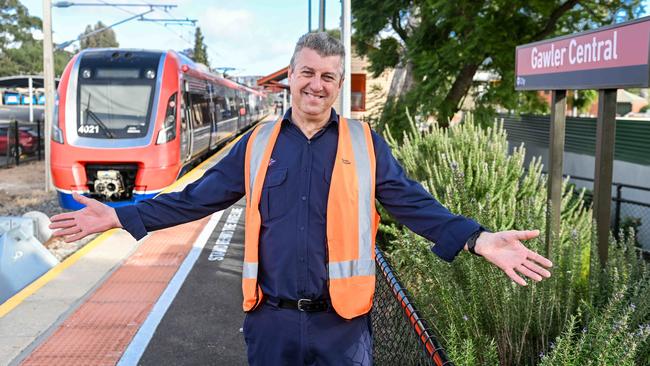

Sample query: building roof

[617,89,647,103]
[0,75,60,89]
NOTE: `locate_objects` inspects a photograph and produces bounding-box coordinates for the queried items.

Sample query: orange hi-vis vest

[242,116,380,319]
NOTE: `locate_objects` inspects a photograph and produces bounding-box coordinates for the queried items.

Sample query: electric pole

[341,0,351,118]
[318,0,325,32]
[43,0,55,192]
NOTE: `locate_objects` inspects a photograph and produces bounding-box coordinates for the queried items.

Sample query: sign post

[515,16,650,266]
[547,90,566,258]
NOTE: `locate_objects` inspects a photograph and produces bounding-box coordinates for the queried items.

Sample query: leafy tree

[352,0,644,129]
[192,27,209,67]
[0,40,71,76]
[0,0,71,76]
[79,21,119,49]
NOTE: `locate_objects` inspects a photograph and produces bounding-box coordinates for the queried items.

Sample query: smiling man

[50,32,552,366]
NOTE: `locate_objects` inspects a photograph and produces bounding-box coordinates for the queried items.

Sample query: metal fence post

[37,120,42,161]
[614,184,622,239]
[12,120,19,166]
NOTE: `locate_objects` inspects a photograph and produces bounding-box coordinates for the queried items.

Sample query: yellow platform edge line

[0,119,263,318]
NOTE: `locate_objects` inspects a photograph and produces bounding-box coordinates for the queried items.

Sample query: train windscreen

[78,83,153,138]
[75,50,162,140]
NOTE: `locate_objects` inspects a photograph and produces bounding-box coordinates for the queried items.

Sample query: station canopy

[257,66,288,92]
[0,75,60,89]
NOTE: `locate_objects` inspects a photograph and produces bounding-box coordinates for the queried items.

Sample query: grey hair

[289,32,345,76]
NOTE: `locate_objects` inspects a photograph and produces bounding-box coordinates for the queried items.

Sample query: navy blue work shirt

[116,108,481,301]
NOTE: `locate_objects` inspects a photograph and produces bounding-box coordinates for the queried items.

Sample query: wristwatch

[466,228,488,257]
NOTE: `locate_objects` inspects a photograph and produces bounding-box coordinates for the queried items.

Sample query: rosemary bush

[380,112,650,365]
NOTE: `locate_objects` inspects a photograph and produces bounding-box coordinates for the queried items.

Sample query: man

[50,32,552,365]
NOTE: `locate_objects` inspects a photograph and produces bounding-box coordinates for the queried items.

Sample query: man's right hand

[49,192,123,243]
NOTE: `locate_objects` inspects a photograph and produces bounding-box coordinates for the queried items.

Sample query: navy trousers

[243,302,373,365]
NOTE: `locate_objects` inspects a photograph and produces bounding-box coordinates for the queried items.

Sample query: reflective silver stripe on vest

[348,119,373,262]
[243,262,258,279]
[328,119,375,280]
[329,259,375,279]
[248,121,277,206]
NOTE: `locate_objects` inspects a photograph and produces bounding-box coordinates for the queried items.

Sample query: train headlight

[145,69,156,79]
[156,125,176,144]
[51,97,64,144]
[82,69,91,79]
[52,124,64,144]
[156,93,177,145]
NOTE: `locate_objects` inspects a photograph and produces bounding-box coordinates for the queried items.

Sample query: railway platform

[0,117,269,366]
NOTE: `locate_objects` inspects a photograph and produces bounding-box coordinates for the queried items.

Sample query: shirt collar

[282,108,339,128]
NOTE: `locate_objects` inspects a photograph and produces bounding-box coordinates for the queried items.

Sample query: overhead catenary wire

[96,0,197,48]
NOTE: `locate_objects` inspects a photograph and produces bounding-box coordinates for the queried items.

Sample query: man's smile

[302,90,326,99]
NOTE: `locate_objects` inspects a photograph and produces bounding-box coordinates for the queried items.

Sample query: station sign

[515,17,650,90]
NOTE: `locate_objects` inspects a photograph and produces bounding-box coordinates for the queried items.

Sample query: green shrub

[380,112,650,365]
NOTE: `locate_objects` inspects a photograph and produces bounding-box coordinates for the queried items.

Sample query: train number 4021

[78,125,100,134]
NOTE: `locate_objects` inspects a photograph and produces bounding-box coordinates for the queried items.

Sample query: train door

[207,82,218,150]
[186,79,212,157]
[180,80,192,162]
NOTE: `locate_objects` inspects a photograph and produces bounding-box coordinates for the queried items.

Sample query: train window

[213,95,229,121]
[188,92,212,128]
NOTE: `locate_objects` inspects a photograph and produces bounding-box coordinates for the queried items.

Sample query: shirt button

[301,196,307,201]
[300,226,305,231]
[300,257,305,262]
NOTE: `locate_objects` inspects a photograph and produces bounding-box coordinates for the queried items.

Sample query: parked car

[0,126,38,156]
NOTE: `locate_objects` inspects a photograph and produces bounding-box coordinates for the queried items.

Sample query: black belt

[267,297,329,312]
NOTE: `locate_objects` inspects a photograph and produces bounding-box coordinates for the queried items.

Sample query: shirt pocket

[261,167,288,222]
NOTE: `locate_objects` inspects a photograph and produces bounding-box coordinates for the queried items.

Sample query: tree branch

[391,13,409,43]
[532,0,581,40]
[439,62,481,124]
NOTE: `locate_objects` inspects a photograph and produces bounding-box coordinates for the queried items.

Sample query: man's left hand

[472,230,552,286]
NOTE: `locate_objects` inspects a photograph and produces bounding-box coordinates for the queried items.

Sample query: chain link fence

[568,175,650,252]
[372,247,452,366]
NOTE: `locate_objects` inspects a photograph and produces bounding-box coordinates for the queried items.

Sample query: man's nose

[308,75,323,91]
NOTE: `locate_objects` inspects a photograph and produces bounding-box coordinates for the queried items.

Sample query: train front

[51,49,181,209]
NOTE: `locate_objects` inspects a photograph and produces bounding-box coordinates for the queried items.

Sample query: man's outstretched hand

[473,230,552,286]
[49,192,123,242]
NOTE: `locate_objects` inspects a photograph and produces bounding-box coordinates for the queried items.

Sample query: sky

[21,0,343,77]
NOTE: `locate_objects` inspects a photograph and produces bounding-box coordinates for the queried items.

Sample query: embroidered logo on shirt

[342,159,351,165]
[269,158,276,167]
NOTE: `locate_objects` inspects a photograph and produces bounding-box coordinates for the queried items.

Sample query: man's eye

[302,71,314,76]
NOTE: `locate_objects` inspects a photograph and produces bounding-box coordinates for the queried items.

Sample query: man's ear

[287,67,293,82]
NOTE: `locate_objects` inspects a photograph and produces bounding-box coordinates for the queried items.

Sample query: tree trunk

[439,62,480,125]
[387,59,414,98]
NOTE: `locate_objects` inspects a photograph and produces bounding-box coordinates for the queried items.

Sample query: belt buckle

[297,298,312,312]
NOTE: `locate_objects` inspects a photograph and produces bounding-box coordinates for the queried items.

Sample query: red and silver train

[51,49,267,209]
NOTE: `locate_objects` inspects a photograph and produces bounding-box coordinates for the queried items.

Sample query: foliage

[0,0,40,52]
[379,112,650,365]
[0,39,71,76]
[620,217,642,248]
[192,27,209,67]
[0,0,71,76]
[79,21,118,49]
[352,0,643,127]
[570,90,598,115]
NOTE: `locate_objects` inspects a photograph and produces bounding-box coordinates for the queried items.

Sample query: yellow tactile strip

[20,217,208,366]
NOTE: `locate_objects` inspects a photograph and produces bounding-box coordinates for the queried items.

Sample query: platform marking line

[0,115,275,318]
[117,210,224,366]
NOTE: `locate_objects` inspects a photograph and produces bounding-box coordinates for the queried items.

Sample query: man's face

[288,48,343,118]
